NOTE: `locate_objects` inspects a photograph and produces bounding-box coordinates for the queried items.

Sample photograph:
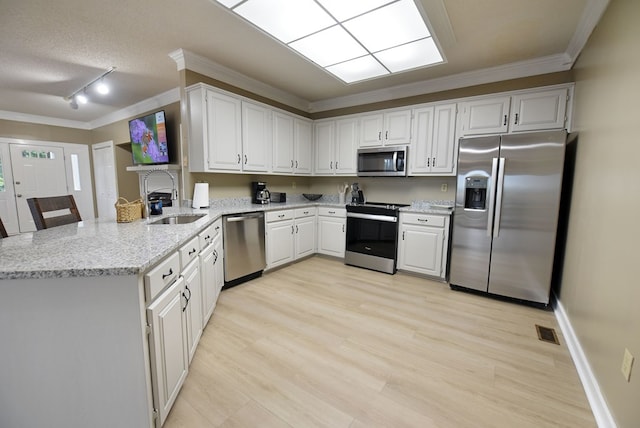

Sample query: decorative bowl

[302,193,323,201]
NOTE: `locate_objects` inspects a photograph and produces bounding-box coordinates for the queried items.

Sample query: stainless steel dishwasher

[222,211,266,288]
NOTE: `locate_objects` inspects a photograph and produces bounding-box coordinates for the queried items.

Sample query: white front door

[10,144,68,232]
[0,143,19,235]
[92,141,118,221]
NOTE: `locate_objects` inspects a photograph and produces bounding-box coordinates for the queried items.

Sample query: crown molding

[0,110,92,130]
[169,48,311,112]
[565,0,610,64]
[309,53,572,112]
[89,88,180,129]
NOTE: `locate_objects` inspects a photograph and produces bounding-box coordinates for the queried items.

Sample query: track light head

[69,99,78,110]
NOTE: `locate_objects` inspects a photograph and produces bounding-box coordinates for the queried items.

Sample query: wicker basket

[115,197,144,223]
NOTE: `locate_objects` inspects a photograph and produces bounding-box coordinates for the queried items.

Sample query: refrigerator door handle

[493,157,506,238]
[487,158,499,237]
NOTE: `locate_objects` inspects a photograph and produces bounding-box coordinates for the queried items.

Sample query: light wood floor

[164,256,596,428]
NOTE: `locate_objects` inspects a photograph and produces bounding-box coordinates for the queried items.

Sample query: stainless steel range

[345,202,408,274]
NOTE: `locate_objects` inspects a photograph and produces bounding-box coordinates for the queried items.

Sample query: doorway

[92,141,118,221]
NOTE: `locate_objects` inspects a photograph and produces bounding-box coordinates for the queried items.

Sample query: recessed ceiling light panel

[213,0,445,84]
[343,0,431,52]
[375,38,443,72]
[234,0,334,43]
[289,26,368,67]
[326,55,389,83]
[316,0,395,21]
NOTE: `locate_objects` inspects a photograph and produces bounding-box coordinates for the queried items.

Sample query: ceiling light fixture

[64,66,116,109]
[213,0,444,84]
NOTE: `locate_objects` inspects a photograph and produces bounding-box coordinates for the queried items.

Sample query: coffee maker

[251,181,270,204]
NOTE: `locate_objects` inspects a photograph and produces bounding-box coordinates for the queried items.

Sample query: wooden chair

[0,217,7,238]
[27,195,82,230]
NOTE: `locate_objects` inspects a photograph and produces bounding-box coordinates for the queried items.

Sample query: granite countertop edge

[0,198,452,280]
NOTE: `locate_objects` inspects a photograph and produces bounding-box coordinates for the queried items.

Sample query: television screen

[129,111,169,165]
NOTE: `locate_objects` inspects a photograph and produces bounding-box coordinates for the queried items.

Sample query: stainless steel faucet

[143,169,177,219]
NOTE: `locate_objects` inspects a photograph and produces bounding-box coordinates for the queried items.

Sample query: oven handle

[347,212,397,223]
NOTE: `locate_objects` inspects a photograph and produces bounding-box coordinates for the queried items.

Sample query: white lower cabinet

[146,272,188,427]
[265,207,316,269]
[397,212,450,279]
[317,207,346,257]
[182,258,202,363]
[200,219,223,326]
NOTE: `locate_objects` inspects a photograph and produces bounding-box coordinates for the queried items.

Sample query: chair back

[0,218,7,238]
[27,195,82,230]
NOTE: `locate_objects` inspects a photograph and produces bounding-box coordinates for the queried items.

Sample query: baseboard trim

[553,297,617,428]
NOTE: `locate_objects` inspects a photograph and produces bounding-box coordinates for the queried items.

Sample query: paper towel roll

[192,182,209,208]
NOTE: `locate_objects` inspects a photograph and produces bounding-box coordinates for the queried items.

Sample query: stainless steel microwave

[357,145,408,177]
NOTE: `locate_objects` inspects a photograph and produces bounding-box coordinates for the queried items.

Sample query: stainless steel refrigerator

[449,130,567,306]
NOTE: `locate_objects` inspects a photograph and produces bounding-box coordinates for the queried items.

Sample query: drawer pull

[418,218,428,222]
[162,268,173,280]
[188,248,197,256]
[328,211,335,214]
[278,214,285,218]
[215,226,220,231]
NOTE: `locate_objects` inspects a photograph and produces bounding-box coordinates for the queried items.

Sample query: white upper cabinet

[187,87,243,172]
[314,117,358,176]
[272,111,295,173]
[359,109,412,147]
[410,103,457,175]
[274,113,313,175]
[459,96,511,136]
[241,100,271,172]
[509,88,568,132]
[459,87,569,136]
[294,118,313,174]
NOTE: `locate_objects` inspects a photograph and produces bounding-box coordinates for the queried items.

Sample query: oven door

[346,212,399,259]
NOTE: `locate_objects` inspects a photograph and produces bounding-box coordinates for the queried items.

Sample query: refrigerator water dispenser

[464,177,487,210]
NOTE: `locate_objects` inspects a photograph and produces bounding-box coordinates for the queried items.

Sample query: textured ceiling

[0,0,605,126]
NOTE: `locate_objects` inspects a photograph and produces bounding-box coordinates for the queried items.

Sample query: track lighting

[64,66,116,109]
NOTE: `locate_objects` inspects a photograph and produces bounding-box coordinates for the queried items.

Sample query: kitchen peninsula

[0,199,451,428]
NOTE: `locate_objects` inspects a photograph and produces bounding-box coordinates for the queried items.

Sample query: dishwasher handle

[225,213,264,222]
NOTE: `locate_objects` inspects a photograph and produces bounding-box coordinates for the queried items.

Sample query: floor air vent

[535,325,560,345]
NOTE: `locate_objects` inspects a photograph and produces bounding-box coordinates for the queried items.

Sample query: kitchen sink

[149,214,206,225]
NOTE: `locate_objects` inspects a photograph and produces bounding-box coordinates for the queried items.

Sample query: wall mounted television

[129,110,170,165]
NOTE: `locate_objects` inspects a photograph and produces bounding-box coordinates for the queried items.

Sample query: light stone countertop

[0,197,452,280]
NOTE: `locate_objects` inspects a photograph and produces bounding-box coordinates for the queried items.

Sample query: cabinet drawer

[144,252,180,302]
[179,236,200,269]
[266,209,294,222]
[401,213,445,227]
[318,207,346,217]
[199,218,221,249]
[295,207,316,218]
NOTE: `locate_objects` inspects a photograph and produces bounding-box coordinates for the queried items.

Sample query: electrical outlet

[621,348,634,382]
[441,183,448,192]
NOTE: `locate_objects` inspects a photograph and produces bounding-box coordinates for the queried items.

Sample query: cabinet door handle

[335,161,338,170]
[378,131,381,141]
[342,224,345,233]
[514,113,519,125]
[291,225,294,234]
[237,154,241,164]
[432,157,436,167]
[402,231,405,240]
[291,159,294,168]
[245,154,248,164]
[503,115,508,126]
[215,226,220,231]
[385,131,388,140]
[189,248,197,256]
[213,250,218,264]
[296,225,299,233]
[162,268,173,280]
[427,158,430,167]
[295,160,298,169]
[330,161,333,169]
